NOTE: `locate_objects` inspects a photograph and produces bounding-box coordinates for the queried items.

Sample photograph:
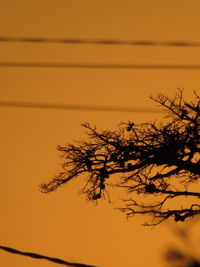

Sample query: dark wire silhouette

[0,101,162,113]
[0,245,97,267]
[1,62,200,69]
[0,36,200,47]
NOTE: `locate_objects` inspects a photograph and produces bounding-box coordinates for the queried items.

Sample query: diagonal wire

[0,245,97,267]
[0,101,163,113]
[1,36,200,47]
[1,62,200,70]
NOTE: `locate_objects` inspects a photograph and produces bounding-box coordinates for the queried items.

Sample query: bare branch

[41,90,200,226]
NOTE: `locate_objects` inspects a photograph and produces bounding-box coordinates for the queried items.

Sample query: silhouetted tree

[40,89,200,226]
[165,248,200,267]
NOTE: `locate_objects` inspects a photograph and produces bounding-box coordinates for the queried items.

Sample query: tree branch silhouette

[40,89,200,226]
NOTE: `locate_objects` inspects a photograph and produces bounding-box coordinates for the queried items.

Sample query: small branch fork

[119,200,200,226]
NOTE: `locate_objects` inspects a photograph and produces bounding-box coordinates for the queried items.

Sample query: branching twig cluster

[40,89,200,226]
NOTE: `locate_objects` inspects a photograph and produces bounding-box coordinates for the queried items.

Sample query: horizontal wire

[0,101,162,113]
[0,36,200,47]
[0,245,97,267]
[1,62,200,70]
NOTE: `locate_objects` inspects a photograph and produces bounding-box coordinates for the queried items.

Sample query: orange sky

[0,1,200,266]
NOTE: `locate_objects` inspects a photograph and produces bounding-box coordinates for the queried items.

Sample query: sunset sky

[1,1,200,266]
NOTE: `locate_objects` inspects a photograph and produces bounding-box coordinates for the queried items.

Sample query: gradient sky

[0,1,200,266]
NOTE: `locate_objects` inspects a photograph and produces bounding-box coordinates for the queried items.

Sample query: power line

[1,62,200,70]
[0,101,162,113]
[0,36,200,47]
[0,245,97,267]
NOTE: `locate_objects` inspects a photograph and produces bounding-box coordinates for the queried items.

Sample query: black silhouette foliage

[40,89,200,226]
[165,248,200,267]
